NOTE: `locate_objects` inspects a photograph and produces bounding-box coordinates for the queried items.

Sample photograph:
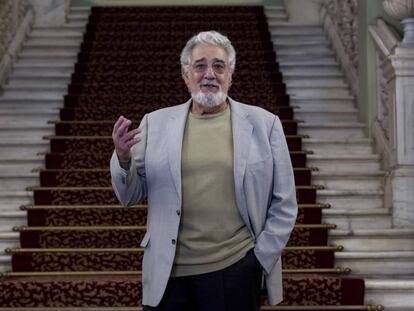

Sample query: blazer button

[172,239,176,245]
[176,210,181,216]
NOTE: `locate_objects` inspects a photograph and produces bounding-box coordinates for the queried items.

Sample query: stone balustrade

[320,0,359,99]
[369,17,414,228]
[0,0,33,87]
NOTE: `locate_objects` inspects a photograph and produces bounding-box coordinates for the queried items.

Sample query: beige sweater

[171,105,253,277]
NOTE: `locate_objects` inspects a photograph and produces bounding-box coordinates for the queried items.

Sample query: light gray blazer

[110,98,298,307]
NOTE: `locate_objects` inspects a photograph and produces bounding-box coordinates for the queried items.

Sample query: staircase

[265,5,414,311]
[0,7,89,272]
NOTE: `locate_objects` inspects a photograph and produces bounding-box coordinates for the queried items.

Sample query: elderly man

[110,31,298,311]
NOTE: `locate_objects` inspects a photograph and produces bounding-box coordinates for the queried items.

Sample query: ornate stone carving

[383,0,414,47]
[0,0,30,66]
[324,0,359,72]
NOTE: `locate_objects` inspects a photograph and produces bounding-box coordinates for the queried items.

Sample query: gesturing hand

[112,116,141,162]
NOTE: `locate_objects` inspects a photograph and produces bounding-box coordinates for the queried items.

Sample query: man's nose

[204,65,216,79]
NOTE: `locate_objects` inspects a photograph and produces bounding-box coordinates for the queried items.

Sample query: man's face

[183,44,232,107]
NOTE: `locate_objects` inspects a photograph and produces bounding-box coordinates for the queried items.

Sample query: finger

[125,137,141,149]
[116,118,131,138]
[125,128,141,140]
[113,116,125,135]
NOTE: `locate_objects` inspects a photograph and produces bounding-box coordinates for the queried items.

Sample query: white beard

[191,90,227,108]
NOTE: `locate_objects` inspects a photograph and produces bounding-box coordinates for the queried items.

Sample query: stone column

[389,48,414,227]
[382,0,414,227]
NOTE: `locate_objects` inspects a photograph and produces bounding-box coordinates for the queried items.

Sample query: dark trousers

[143,249,262,311]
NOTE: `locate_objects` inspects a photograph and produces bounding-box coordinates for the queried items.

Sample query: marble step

[0,231,19,256]
[278,59,338,66]
[0,124,53,139]
[303,138,374,155]
[25,37,83,47]
[0,110,58,124]
[291,97,355,111]
[70,7,91,13]
[268,25,324,35]
[329,228,414,251]
[285,79,348,88]
[283,71,344,79]
[288,86,351,97]
[0,162,45,175]
[0,211,27,230]
[0,98,62,108]
[13,62,74,69]
[18,50,78,59]
[275,45,333,54]
[0,92,64,101]
[365,279,414,311]
[30,28,84,38]
[317,189,384,210]
[5,80,69,89]
[323,208,391,230]
[308,154,381,172]
[0,191,33,211]
[277,49,335,58]
[11,67,74,76]
[33,23,86,30]
[0,255,11,272]
[312,171,384,190]
[298,123,366,139]
[3,84,68,92]
[19,47,79,55]
[336,251,414,277]
[0,172,39,191]
[294,109,358,123]
[272,37,328,45]
[0,142,49,159]
[264,13,288,21]
[14,58,78,66]
[281,66,343,75]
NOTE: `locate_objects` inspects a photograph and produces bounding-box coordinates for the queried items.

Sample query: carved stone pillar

[380,1,414,227]
[388,48,414,227]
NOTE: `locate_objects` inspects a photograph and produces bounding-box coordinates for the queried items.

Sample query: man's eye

[194,64,207,71]
[213,64,225,71]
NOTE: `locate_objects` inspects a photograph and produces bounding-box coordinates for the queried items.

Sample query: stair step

[323,208,391,230]
[281,66,343,75]
[303,138,374,155]
[275,46,333,54]
[0,174,39,192]
[0,255,11,272]
[15,59,78,66]
[295,109,358,123]
[336,252,414,277]
[12,67,74,76]
[289,87,351,98]
[298,123,366,139]
[0,211,27,230]
[317,189,384,209]
[308,154,381,172]
[268,25,325,35]
[0,142,49,160]
[286,79,348,88]
[18,50,78,59]
[365,279,414,311]
[277,49,335,57]
[330,228,414,251]
[0,125,53,139]
[0,92,64,101]
[0,232,20,255]
[291,98,356,111]
[0,191,33,211]
[312,171,384,190]
[20,47,79,55]
[0,163,45,175]
[25,38,82,47]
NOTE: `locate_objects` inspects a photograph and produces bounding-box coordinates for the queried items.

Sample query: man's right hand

[112,116,141,162]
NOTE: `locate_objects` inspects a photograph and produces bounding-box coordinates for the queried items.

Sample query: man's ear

[182,67,189,85]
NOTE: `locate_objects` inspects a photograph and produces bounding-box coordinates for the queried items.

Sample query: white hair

[180,31,236,72]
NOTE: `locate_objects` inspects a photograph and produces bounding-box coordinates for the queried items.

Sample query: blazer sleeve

[110,114,148,206]
[254,115,298,275]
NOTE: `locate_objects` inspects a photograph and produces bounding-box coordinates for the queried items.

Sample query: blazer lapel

[167,99,192,204]
[230,98,254,231]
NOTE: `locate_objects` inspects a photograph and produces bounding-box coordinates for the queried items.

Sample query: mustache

[199,81,220,88]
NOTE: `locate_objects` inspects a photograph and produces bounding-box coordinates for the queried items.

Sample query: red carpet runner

[0,6,368,310]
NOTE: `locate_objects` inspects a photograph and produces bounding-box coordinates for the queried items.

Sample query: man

[111,31,298,311]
